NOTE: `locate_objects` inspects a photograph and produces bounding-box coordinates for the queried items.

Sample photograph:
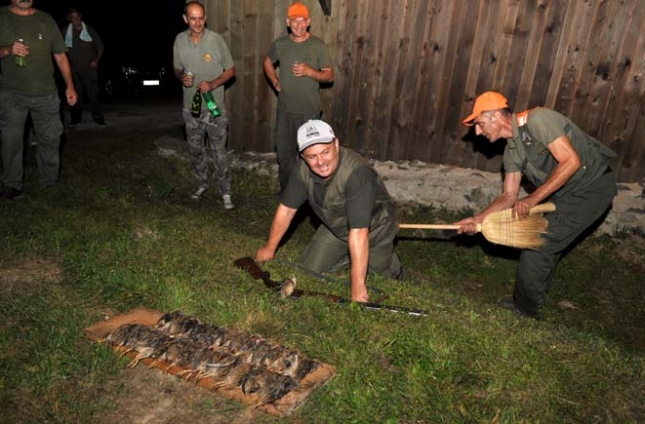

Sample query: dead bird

[239,367,298,406]
[106,323,172,368]
[294,358,321,381]
[156,310,202,337]
[266,348,301,378]
[211,360,253,391]
[280,276,296,299]
[157,310,232,348]
[153,337,206,372]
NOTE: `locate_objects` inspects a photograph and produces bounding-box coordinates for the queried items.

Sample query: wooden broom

[399,202,556,249]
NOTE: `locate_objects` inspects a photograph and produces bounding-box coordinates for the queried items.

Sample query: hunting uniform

[173,28,233,198]
[266,35,333,190]
[0,7,67,191]
[282,146,401,278]
[505,107,617,316]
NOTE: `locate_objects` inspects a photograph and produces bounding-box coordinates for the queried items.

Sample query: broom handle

[399,202,556,230]
[399,224,462,230]
[528,202,556,214]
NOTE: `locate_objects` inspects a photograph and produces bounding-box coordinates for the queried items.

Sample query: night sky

[1,0,188,68]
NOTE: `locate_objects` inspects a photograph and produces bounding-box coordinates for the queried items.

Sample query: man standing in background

[263,2,334,194]
[62,7,106,127]
[173,1,236,209]
[0,0,77,200]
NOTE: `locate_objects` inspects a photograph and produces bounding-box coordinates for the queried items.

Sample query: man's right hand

[454,217,480,235]
[255,246,275,264]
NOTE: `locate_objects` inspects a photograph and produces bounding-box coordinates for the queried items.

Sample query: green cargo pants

[513,171,617,316]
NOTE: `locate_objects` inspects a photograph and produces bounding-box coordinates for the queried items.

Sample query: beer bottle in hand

[191,89,202,117]
[202,91,221,118]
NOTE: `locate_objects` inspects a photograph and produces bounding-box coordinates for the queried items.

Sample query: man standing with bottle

[0,0,78,200]
[173,1,236,208]
[264,2,334,194]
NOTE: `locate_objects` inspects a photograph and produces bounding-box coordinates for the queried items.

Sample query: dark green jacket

[297,147,398,244]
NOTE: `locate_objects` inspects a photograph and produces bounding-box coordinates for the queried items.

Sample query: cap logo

[305,124,321,140]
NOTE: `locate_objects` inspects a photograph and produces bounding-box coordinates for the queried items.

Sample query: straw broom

[399,202,556,249]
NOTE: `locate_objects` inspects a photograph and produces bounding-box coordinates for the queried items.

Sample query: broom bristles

[480,208,549,249]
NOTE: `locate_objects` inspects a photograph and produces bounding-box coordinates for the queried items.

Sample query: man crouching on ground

[256,119,402,302]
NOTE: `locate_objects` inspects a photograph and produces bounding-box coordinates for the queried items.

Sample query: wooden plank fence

[204,0,645,183]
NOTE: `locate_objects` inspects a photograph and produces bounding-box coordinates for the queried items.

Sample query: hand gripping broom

[399,202,556,249]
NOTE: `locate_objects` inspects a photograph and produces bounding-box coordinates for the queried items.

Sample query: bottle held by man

[191,89,202,117]
[202,91,221,118]
[15,39,27,67]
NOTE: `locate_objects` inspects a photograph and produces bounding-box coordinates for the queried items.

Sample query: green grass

[0,110,643,423]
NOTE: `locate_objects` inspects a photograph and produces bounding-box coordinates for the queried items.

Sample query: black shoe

[0,187,23,200]
[95,120,107,127]
[497,295,543,321]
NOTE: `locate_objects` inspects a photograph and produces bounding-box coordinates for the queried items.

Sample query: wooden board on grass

[84,306,336,417]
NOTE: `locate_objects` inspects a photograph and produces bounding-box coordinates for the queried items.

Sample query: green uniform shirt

[284,147,398,244]
[504,108,616,197]
[0,8,67,96]
[173,29,234,113]
[267,35,332,115]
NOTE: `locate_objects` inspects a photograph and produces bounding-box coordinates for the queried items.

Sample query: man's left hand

[66,87,78,106]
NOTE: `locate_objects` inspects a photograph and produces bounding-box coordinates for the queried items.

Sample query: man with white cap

[456,91,617,320]
[256,119,401,303]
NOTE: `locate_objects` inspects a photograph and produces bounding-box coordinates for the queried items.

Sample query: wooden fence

[204,0,645,183]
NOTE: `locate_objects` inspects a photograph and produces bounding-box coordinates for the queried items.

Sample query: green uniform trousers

[300,224,401,279]
[514,171,617,316]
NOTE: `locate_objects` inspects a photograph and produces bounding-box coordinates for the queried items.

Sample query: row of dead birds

[104,310,320,406]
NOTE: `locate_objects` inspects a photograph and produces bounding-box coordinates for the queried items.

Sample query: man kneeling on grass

[255,119,402,303]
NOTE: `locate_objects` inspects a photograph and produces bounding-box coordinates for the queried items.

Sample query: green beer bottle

[202,91,221,118]
[191,89,202,117]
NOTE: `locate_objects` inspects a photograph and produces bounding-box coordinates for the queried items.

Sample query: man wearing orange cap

[263,2,334,193]
[457,91,617,320]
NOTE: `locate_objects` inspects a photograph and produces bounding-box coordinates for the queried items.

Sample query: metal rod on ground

[234,257,428,317]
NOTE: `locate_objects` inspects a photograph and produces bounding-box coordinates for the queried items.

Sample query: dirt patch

[0,257,63,294]
[94,365,267,424]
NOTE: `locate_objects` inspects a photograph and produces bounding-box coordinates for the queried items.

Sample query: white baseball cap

[297,120,335,152]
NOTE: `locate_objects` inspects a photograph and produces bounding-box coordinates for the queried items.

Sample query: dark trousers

[514,172,617,315]
[0,92,63,190]
[300,224,401,279]
[70,68,104,124]
[274,108,320,191]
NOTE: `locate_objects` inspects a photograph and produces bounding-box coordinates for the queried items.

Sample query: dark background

[1,0,188,94]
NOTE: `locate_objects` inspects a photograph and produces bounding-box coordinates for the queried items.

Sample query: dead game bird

[106,323,172,368]
[239,367,298,406]
[280,276,296,299]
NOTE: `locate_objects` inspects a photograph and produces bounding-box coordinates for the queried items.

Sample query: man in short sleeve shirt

[457,91,617,320]
[256,120,402,304]
[263,2,334,193]
[173,1,236,209]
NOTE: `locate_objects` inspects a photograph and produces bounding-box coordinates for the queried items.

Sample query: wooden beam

[319,0,331,16]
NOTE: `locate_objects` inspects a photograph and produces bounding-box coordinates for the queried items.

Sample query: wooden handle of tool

[399,203,554,230]
[399,223,483,232]
[529,202,556,214]
[399,224,459,230]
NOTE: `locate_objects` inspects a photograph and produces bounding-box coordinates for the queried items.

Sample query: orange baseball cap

[462,91,509,126]
[288,3,309,19]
